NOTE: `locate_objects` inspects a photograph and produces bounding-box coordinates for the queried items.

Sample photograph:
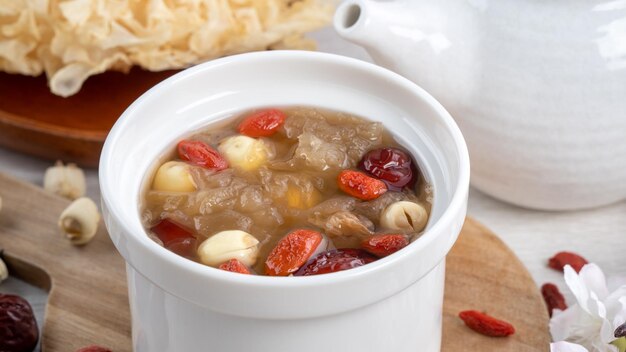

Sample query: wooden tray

[0,70,177,167]
[0,173,549,351]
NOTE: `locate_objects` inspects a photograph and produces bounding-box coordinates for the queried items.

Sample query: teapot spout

[334,0,409,68]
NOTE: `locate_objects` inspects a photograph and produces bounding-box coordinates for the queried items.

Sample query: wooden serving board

[0,172,549,351]
[0,69,177,167]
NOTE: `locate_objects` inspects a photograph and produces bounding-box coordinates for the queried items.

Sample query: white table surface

[1,27,624,346]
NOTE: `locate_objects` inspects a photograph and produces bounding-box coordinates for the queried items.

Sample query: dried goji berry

[76,346,112,352]
[337,170,387,201]
[177,140,228,170]
[541,283,567,317]
[265,229,323,276]
[458,310,515,337]
[0,294,39,352]
[238,108,287,137]
[294,249,377,276]
[548,251,588,273]
[615,322,626,338]
[219,259,251,275]
[361,234,409,257]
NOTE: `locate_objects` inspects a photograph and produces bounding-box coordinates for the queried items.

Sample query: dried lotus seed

[218,135,270,171]
[0,257,7,283]
[197,230,260,267]
[44,161,86,200]
[58,197,101,245]
[152,161,197,192]
[380,201,428,233]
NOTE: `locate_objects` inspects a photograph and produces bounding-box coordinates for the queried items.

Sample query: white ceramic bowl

[99,51,469,352]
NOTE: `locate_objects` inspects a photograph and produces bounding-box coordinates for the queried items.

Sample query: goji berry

[337,170,387,201]
[548,251,588,273]
[238,108,286,137]
[458,310,515,337]
[265,229,323,276]
[219,259,251,275]
[177,140,228,170]
[541,283,567,317]
[294,249,377,276]
[615,322,626,338]
[76,346,112,352]
[0,294,38,352]
[358,147,417,191]
[361,234,409,257]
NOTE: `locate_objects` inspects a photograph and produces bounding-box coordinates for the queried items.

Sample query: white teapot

[334,0,626,210]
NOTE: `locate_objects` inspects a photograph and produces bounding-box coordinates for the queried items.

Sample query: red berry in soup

[358,147,417,190]
[141,107,432,276]
[166,237,198,259]
[150,219,194,246]
[150,219,197,258]
[238,108,287,137]
[361,234,410,258]
[219,259,252,275]
[337,170,387,201]
[177,140,228,171]
[294,249,377,276]
[265,229,325,276]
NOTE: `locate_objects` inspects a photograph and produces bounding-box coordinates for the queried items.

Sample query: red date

[0,294,39,352]
[294,249,377,276]
[165,237,198,259]
[358,148,416,191]
[150,219,197,258]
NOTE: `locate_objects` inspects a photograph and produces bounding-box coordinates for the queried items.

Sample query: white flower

[550,264,626,352]
[551,341,591,352]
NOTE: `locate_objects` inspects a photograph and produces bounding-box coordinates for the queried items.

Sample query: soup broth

[141,107,432,276]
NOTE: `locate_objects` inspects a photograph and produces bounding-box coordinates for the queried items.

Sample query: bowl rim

[99,50,470,289]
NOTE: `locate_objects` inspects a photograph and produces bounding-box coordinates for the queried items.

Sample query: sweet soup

[141,108,432,276]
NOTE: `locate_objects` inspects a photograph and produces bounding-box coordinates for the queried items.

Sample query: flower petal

[591,338,619,352]
[565,264,610,315]
[551,305,586,342]
[590,290,609,320]
[551,341,590,352]
[606,288,626,330]
[580,264,610,300]
[608,274,626,292]
[565,265,592,314]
